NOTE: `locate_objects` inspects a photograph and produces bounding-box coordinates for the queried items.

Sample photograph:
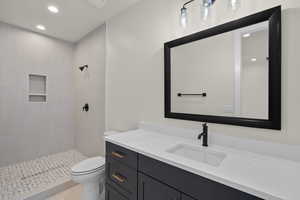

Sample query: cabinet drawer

[106,157,137,199]
[106,184,130,200]
[106,142,138,169]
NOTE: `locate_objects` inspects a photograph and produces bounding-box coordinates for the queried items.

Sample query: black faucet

[198,123,208,147]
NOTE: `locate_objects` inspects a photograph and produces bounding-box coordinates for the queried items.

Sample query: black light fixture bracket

[182,0,195,9]
[182,0,216,9]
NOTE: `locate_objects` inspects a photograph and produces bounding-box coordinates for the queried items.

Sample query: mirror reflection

[171,21,269,119]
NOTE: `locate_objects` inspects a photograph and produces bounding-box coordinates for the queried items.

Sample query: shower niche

[28,74,47,102]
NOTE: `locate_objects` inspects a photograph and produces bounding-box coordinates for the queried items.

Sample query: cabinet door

[138,173,180,200]
[106,184,130,200]
[182,194,195,200]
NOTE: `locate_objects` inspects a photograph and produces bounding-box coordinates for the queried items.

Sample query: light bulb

[200,0,215,21]
[229,0,241,11]
[201,6,210,21]
[180,7,188,28]
[204,0,216,7]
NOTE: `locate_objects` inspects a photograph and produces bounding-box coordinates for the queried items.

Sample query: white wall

[171,32,235,116]
[106,0,300,145]
[0,22,76,167]
[74,25,106,157]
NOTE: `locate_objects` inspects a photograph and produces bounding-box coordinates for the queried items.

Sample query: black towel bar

[177,93,207,97]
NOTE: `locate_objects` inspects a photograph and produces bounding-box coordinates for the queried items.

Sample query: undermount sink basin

[166,144,226,167]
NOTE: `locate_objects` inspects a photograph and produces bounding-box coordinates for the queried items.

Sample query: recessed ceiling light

[48,5,59,13]
[36,25,46,31]
[251,58,257,62]
[243,33,251,38]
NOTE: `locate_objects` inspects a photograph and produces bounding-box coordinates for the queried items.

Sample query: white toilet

[71,156,105,200]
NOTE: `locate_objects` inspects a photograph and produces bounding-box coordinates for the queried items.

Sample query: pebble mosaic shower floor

[0,150,86,200]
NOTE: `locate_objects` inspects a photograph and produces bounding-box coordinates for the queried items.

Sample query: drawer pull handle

[111,151,125,159]
[112,173,126,183]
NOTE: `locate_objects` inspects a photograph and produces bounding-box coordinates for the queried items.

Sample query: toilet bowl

[71,156,105,200]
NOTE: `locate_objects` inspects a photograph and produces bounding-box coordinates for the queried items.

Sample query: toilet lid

[71,156,105,173]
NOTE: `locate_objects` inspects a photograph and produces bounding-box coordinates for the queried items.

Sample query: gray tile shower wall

[0,22,76,167]
[73,24,106,157]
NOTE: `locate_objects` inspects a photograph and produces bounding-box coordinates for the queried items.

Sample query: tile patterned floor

[0,150,86,200]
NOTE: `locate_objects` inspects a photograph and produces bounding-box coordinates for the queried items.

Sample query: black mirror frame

[164,6,281,130]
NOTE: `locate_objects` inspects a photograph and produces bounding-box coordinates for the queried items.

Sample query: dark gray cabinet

[105,142,138,200]
[182,194,195,200]
[138,173,180,200]
[138,154,262,200]
[105,142,263,200]
[106,184,129,200]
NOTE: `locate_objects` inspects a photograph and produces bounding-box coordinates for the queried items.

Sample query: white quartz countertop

[105,129,300,200]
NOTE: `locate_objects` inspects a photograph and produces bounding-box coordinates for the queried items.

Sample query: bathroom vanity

[104,124,300,200]
[105,141,261,200]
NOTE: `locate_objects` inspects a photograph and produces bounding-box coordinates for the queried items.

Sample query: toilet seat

[71,165,105,176]
[71,156,105,175]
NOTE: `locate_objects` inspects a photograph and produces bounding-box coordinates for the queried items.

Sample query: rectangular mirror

[165,7,281,130]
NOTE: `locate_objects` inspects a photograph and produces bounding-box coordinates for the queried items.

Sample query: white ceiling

[0,0,141,42]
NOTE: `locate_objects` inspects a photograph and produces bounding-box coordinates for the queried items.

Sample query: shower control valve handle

[82,103,89,112]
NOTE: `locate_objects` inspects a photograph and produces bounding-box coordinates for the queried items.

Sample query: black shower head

[79,65,88,71]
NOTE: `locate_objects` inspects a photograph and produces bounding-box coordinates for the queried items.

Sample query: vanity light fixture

[180,7,188,28]
[180,0,241,27]
[200,1,213,21]
[180,0,216,27]
[180,0,194,28]
[228,0,241,11]
[251,58,257,62]
[36,25,46,31]
[202,0,216,7]
[48,5,59,14]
